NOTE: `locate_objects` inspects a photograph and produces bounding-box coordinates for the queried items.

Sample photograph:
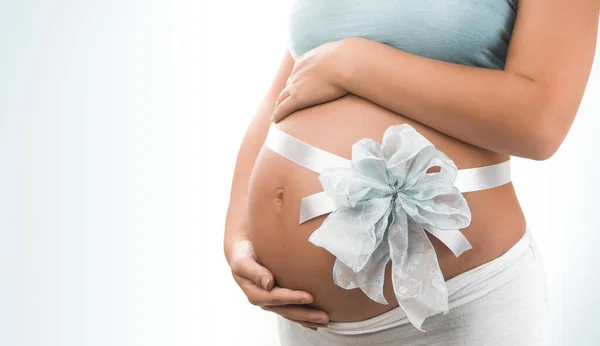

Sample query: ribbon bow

[308,124,472,331]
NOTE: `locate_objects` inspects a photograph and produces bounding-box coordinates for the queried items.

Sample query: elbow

[526,131,561,161]
[524,108,569,161]
[515,81,580,161]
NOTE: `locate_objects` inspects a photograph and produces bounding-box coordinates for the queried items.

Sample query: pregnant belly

[247,95,525,322]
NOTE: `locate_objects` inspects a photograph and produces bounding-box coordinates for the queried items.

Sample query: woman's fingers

[304,326,318,331]
[228,241,327,331]
[230,253,274,291]
[272,89,294,123]
[273,87,290,112]
[235,275,314,306]
[288,318,320,330]
[272,95,296,123]
[262,305,330,325]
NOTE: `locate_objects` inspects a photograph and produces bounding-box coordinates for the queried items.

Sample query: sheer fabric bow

[308,124,472,331]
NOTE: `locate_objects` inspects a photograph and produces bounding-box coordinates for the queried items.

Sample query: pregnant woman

[224,0,598,345]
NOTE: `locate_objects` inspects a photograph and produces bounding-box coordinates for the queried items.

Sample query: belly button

[274,187,285,209]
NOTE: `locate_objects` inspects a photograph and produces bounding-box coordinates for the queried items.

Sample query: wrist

[332,37,362,91]
[223,230,250,264]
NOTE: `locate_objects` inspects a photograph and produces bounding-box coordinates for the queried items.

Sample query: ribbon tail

[424,225,472,257]
[325,205,393,304]
[389,216,449,332]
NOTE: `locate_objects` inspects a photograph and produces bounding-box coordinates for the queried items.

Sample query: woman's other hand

[271,39,351,123]
[228,239,331,330]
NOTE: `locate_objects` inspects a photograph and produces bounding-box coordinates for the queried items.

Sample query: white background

[1,1,599,345]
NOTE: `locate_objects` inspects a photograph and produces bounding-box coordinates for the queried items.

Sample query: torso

[248,95,527,322]
[248,0,524,322]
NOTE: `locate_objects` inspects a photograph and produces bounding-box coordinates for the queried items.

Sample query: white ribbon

[264,123,511,258]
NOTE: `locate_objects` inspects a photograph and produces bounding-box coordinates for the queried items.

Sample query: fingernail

[261,276,270,290]
[300,299,311,304]
[312,318,328,324]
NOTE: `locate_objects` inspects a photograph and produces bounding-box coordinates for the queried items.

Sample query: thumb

[234,257,275,291]
[230,241,275,290]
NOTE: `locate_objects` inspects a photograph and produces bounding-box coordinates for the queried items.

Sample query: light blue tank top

[288,0,517,70]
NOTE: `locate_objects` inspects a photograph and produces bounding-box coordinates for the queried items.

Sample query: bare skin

[224,0,599,330]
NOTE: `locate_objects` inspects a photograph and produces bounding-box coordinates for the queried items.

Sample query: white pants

[277,226,549,345]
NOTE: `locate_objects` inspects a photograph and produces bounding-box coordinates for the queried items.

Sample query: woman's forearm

[223,50,294,263]
[335,38,553,160]
[334,22,596,161]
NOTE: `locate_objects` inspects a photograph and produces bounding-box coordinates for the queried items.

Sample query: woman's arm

[336,0,599,160]
[273,0,599,160]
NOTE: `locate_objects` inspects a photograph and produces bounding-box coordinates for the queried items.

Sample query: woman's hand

[271,39,351,123]
[228,239,331,330]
